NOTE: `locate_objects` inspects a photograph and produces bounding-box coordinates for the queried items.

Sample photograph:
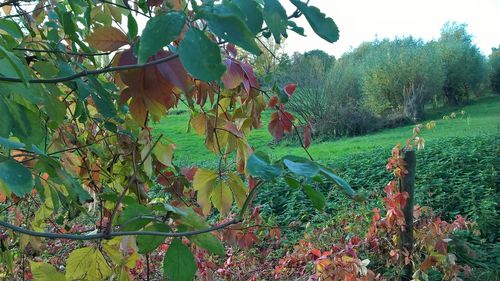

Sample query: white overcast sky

[280,0,500,57]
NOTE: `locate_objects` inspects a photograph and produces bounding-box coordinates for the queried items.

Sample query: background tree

[488,46,500,94]
[436,22,487,105]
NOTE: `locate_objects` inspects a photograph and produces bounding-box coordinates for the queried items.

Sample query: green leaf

[30,261,65,281]
[290,0,339,43]
[179,28,226,81]
[247,152,283,180]
[0,19,23,39]
[0,45,30,85]
[138,12,186,63]
[284,175,301,189]
[282,156,319,178]
[179,209,225,255]
[263,0,288,44]
[163,238,197,281]
[65,247,112,281]
[0,98,12,137]
[201,4,262,55]
[0,137,25,150]
[319,166,363,201]
[62,12,77,40]
[137,223,170,254]
[232,0,263,34]
[88,77,116,118]
[303,185,325,211]
[0,159,34,197]
[118,204,154,231]
[5,98,43,145]
[127,12,138,40]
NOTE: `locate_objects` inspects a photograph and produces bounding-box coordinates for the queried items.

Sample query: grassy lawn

[153,95,499,165]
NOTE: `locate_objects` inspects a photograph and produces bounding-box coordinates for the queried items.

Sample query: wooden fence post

[400,149,415,281]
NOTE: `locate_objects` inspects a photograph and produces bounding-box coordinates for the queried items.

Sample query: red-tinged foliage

[221,59,245,89]
[117,49,191,124]
[268,95,279,108]
[284,83,297,97]
[268,108,295,140]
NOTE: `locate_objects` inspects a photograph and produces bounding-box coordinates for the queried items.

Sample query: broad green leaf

[30,261,65,281]
[233,0,263,34]
[137,223,170,254]
[127,12,138,40]
[211,180,233,215]
[227,172,247,209]
[193,168,218,215]
[200,4,262,55]
[163,238,197,281]
[5,98,43,145]
[303,185,325,211]
[138,12,186,63]
[62,12,77,40]
[0,159,33,196]
[178,27,226,81]
[118,204,154,231]
[179,209,225,255]
[282,156,319,178]
[0,98,12,137]
[263,0,288,44]
[290,0,339,43]
[0,19,23,38]
[319,166,363,201]
[65,247,112,281]
[0,45,30,84]
[88,77,117,118]
[247,152,283,180]
[43,94,66,126]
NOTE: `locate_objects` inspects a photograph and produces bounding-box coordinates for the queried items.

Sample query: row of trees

[260,22,497,137]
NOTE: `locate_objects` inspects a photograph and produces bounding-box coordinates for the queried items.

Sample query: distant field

[153,95,499,165]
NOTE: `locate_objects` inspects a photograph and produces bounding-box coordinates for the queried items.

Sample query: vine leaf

[211,180,233,216]
[303,184,326,211]
[163,238,197,281]
[263,0,288,44]
[30,261,65,281]
[0,19,23,39]
[200,4,262,55]
[138,12,186,63]
[65,246,112,281]
[137,223,170,254]
[0,159,34,197]
[179,209,225,255]
[193,168,218,215]
[268,109,294,140]
[282,156,319,178]
[247,152,283,180]
[86,26,129,51]
[290,0,340,43]
[178,27,226,81]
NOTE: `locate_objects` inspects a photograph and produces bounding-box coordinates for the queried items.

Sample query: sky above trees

[281,0,500,57]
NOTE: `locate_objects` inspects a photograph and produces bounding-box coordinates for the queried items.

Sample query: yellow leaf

[190,112,207,136]
[125,252,140,268]
[102,238,124,265]
[20,235,42,252]
[227,173,247,209]
[118,266,131,281]
[153,142,175,167]
[86,26,129,51]
[211,181,233,216]
[193,169,217,215]
[65,246,112,281]
[30,261,65,281]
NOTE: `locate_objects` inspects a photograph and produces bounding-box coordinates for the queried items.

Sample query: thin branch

[0,53,180,84]
[0,219,240,240]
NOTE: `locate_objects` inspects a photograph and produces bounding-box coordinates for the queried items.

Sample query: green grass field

[153,95,499,165]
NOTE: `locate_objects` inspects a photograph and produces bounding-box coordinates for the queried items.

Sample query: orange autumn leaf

[86,26,129,51]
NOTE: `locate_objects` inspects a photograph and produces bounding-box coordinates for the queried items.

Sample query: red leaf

[283,83,297,97]
[226,43,237,58]
[221,59,245,89]
[181,167,198,182]
[268,111,294,140]
[304,121,312,148]
[268,96,279,108]
[310,248,322,258]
